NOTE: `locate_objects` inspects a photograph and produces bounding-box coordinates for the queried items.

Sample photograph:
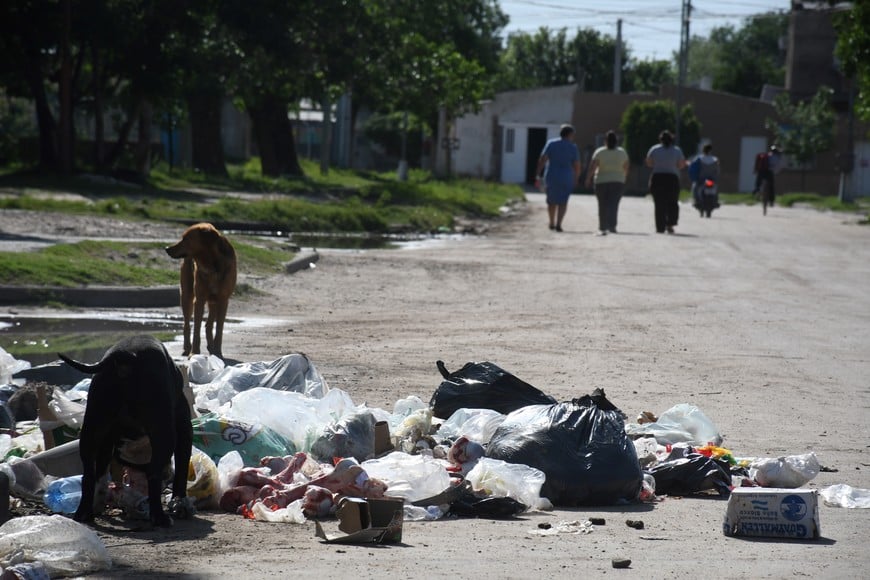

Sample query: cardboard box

[723,487,820,539]
[373,421,395,457]
[314,496,404,544]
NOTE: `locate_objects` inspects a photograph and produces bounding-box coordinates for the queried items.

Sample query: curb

[0,252,321,308]
[285,251,319,274]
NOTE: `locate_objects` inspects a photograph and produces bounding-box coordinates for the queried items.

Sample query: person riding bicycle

[753,145,783,204]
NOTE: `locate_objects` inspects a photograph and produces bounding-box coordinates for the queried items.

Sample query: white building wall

[453,85,576,180]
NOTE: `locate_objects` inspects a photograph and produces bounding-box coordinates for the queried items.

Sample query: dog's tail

[58,351,138,375]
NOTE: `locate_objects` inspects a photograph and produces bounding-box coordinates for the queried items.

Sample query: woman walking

[535,124,581,232]
[586,130,629,235]
[645,130,687,234]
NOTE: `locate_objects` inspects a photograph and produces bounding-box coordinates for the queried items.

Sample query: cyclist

[753,145,783,204]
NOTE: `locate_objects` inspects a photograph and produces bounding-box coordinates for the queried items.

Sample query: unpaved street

[7,192,870,578]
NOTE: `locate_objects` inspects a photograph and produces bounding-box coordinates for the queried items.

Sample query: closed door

[852,141,870,197]
[739,136,767,192]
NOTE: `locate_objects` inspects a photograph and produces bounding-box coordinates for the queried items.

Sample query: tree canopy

[685,12,788,98]
[834,1,870,123]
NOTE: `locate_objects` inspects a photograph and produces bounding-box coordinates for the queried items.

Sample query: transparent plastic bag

[0,346,30,386]
[187,446,220,510]
[749,453,820,488]
[465,457,553,512]
[820,484,870,508]
[45,389,85,431]
[0,515,112,577]
[361,452,451,503]
[221,387,355,453]
[434,408,506,445]
[185,354,226,384]
[625,403,722,446]
[250,498,307,523]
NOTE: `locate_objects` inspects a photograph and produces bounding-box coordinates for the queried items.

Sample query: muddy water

[0,314,183,367]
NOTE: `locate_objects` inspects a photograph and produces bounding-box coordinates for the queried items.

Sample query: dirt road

[7,193,870,578]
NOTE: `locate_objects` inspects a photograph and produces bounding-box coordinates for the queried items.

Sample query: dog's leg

[179,258,194,356]
[74,425,112,523]
[204,301,216,356]
[211,298,230,358]
[146,428,175,527]
[191,295,206,355]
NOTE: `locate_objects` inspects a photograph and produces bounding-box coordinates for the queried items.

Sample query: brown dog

[165,223,237,358]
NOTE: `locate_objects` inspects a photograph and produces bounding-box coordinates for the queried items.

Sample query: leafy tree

[0,0,63,169]
[620,100,701,164]
[354,0,506,167]
[765,87,836,189]
[623,59,676,93]
[685,12,787,98]
[834,1,870,123]
[497,27,621,92]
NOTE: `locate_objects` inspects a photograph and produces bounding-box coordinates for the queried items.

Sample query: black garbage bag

[310,410,376,463]
[646,454,732,497]
[430,360,557,419]
[485,389,642,506]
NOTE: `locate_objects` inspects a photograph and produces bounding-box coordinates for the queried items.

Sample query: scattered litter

[748,453,820,488]
[528,520,594,536]
[0,515,111,576]
[626,519,644,529]
[819,484,870,508]
[625,403,722,446]
[588,517,605,525]
[611,557,632,569]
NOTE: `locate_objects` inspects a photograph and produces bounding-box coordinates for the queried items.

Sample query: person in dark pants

[586,130,629,235]
[645,130,687,234]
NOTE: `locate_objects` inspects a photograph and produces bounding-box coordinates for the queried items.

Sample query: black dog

[59,335,193,527]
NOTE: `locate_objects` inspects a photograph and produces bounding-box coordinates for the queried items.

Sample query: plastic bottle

[43,474,83,514]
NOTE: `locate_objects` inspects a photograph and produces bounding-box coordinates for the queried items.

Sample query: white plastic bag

[217,450,245,498]
[0,515,112,577]
[250,498,307,523]
[361,452,451,503]
[465,457,553,512]
[434,408,506,444]
[625,403,722,446]
[185,354,226,384]
[221,387,356,452]
[45,389,86,431]
[749,453,820,488]
[0,346,30,385]
[820,484,870,508]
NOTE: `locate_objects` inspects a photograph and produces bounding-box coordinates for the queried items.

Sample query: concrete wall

[453,85,576,180]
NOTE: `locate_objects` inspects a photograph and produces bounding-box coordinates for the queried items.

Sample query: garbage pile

[1,344,869,568]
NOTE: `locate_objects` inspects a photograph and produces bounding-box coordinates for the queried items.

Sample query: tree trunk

[26,65,58,170]
[187,93,227,177]
[104,97,142,169]
[92,45,105,171]
[249,95,303,177]
[134,100,153,178]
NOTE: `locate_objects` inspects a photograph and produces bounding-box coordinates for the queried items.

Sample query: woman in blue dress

[535,124,581,232]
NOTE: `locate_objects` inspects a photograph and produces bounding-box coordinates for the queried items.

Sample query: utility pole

[675,0,691,147]
[613,19,623,94]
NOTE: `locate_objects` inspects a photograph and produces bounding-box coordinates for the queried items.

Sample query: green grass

[0,239,293,287]
[0,159,526,233]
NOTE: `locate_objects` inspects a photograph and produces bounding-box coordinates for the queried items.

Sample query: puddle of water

[0,314,183,367]
[226,228,469,251]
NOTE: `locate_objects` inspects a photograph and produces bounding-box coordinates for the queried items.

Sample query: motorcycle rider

[691,143,720,217]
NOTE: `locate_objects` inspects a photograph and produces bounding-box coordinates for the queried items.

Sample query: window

[505,128,515,153]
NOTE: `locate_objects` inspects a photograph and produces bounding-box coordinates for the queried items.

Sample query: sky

[498,0,793,61]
